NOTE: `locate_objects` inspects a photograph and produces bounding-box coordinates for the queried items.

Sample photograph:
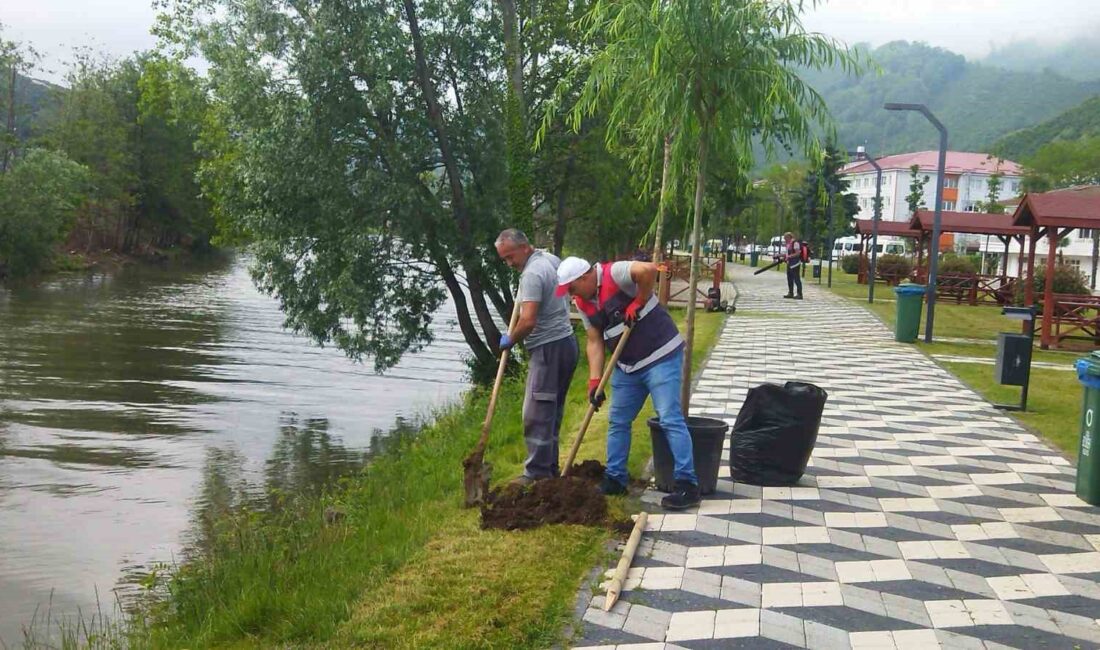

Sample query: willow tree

[556,0,859,411]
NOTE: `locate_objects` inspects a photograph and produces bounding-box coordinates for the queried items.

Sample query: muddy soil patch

[567,460,605,484]
[480,477,607,531]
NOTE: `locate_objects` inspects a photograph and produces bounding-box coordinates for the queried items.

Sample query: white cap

[555,256,592,296]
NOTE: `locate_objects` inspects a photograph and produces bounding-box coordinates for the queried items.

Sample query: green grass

[940,363,1083,456]
[109,309,724,649]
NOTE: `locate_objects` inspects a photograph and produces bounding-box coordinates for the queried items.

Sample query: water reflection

[0,255,468,644]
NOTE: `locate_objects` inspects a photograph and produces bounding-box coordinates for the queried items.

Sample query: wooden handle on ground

[605,512,647,611]
[474,298,523,451]
[561,326,633,475]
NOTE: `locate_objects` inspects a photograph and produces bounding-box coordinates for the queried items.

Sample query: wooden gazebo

[1013,186,1100,349]
[908,210,1030,306]
[853,219,921,284]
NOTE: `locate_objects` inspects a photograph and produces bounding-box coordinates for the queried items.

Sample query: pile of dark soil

[480,477,607,531]
[567,460,605,483]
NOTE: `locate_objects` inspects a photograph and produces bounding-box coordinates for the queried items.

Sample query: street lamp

[823,177,836,288]
[884,102,947,343]
[847,147,883,303]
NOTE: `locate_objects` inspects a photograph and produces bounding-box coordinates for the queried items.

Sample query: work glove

[624,298,644,325]
[499,333,514,351]
[588,377,606,410]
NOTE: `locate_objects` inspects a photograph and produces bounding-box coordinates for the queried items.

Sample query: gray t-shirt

[578,261,636,330]
[519,250,574,349]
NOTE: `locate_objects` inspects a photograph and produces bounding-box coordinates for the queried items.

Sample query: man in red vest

[556,257,700,510]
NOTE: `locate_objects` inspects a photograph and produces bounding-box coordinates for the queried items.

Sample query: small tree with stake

[544,0,859,412]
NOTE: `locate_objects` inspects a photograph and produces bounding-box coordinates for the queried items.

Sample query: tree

[0,148,89,277]
[906,164,929,215]
[555,0,859,411]
[0,25,39,173]
[795,145,858,255]
[157,0,532,377]
[1022,135,1100,192]
[974,169,1005,214]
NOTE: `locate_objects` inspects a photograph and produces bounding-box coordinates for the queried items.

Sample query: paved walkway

[573,265,1100,650]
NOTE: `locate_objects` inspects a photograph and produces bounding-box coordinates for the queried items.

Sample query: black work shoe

[795,295,804,300]
[661,480,701,510]
[783,294,794,299]
[599,476,628,496]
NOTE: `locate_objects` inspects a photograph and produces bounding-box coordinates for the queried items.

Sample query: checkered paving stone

[571,265,1100,650]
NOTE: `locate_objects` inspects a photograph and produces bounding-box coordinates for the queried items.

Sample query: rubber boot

[661,480,701,510]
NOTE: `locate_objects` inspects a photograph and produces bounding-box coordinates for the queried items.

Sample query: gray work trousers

[522,335,579,479]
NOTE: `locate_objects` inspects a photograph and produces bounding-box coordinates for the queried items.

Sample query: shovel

[561,326,633,476]
[462,297,523,508]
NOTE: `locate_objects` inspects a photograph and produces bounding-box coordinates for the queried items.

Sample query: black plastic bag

[728,382,828,486]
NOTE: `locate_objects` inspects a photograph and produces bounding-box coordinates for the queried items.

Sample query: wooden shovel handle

[561,326,633,476]
[474,297,523,451]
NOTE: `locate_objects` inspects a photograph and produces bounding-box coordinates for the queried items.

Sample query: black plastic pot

[649,415,729,495]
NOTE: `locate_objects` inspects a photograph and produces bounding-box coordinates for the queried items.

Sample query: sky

[3,0,1100,83]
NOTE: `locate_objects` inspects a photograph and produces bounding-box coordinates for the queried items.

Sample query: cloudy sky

[3,0,1100,83]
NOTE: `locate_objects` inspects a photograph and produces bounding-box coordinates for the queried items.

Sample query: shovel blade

[462,456,493,507]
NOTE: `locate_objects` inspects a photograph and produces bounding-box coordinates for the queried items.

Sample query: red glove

[624,298,644,325]
[587,377,606,410]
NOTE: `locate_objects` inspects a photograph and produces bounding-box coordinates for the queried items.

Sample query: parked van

[831,237,861,256]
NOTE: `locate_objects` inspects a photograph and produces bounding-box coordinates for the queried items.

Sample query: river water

[0,254,470,643]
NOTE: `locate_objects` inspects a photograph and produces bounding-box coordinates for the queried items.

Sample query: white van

[831,236,861,256]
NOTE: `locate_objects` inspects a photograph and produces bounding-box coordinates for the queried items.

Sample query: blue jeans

[606,347,697,486]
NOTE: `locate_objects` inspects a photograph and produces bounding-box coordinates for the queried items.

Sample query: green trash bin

[893,284,926,343]
[750,251,759,267]
[1074,354,1100,505]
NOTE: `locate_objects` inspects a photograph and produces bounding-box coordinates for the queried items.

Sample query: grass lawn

[125,310,724,649]
[817,269,1086,457]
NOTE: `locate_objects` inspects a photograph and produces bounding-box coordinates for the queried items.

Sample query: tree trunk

[497,0,532,235]
[553,147,576,257]
[403,0,502,350]
[1092,229,1098,290]
[653,133,673,264]
[2,65,15,173]
[432,245,493,369]
[681,126,709,415]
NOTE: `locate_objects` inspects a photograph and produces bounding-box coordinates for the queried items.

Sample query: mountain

[982,36,1100,82]
[3,72,60,140]
[795,41,1100,159]
[991,95,1100,161]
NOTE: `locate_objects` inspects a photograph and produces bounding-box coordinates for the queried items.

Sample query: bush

[938,255,977,275]
[0,149,89,278]
[875,254,913,283]
[840,255,860,274]
[1031,264,1090,296]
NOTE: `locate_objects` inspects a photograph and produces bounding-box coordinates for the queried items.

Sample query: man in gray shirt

[495,229,579,484]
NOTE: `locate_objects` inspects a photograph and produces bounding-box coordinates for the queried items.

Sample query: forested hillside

[797,41,1100,157]
[982,36,1100,82]
[992,95,1100,160]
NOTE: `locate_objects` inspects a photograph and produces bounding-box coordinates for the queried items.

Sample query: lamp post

[823,177,836,288]
[848,147,883,303]
[884,102,947,343]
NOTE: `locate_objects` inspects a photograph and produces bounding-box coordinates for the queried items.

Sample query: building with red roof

[840,151,1024,223]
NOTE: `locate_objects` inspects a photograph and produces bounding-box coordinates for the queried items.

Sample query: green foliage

[0,148,89,277]
[797,41,1100,156]
[1021,135,1100,191]
[39,53,213,253]
[994,96,1100,161]
[939,254,977,275]
[905,164,928,215]
[875,253,912,281]
[795,145,859,253]
[974,170,1006,213]
[1031,264,1090,296]
[840,254,860,274]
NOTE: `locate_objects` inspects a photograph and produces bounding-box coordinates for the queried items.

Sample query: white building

[840,151,1025,223]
